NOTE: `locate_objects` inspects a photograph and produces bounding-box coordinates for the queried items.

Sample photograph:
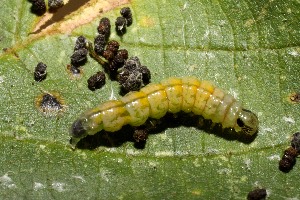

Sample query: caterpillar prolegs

[70,77,259,145]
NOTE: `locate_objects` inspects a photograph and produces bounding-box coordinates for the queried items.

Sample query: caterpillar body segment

[140,83,168,119]
[161,78,183,113]
[70,77,259,145]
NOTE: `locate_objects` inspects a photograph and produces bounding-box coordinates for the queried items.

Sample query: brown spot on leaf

[35,92,66,116]
[288,92,300,103]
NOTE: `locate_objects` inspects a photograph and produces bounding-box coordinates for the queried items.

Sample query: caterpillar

[70,77,259,145]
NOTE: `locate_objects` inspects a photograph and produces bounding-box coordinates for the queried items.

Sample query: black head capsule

[70,110,105,146]
[70,118,88,146]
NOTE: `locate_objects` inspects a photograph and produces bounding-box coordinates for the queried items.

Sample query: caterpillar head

[236,109,259,136]
[70,115,103,146]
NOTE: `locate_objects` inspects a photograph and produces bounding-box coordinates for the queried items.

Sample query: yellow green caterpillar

[70,77,259,145]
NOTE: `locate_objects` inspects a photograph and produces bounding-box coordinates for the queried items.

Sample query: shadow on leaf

[74,112,257,150]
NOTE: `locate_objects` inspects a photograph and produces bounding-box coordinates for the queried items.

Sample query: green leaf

[1,0,300,199]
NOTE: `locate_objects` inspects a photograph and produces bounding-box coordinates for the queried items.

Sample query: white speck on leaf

[0,174,16,189]
[288,50,299,57]
[188,64,197,72]
[206,148,220,155]
[139,37,146,43]
[51,182,66,192]
[78,151,87,159]
[33,182,45,191]
[205,52,215,59]
[99,170,110,182]
[148,161,159,168]
[182,23,186,46]
[267,154,280,161]
[0,76,4,84]
[154,151,174,157]
[125,148,146,156]
[72,176,86,183]
[159,132,168,140]
[203,29,210,39]
[283,116,295,124]
[219,20,226,26]
[109,85,117,100]
[182,2,188,10]
[261,127,273,133]
[217,168,232,175]
[243,159,251,170]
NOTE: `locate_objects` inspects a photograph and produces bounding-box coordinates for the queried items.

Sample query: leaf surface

[0,0,300,199]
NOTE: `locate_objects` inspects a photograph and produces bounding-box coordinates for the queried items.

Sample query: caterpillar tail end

[69,118,88,147]
[237,109,259,136]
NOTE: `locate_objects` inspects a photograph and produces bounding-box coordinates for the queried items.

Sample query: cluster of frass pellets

[32,6,151,94]
[68,7,151,93]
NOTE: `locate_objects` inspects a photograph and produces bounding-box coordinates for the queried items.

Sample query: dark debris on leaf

[74,36,87,51]
[289,92,300,103]
[87,71,106,91]
[98,17,111,40]
[247,188,267,200]
[70,48,88,66]
[108,49,128,73]
[34,62,47,82]
[48,0,64,11]
[120,7,133,26]
[106,40,120,55]
[279,147,298,173]
[30,0,46,15]
[117,56,151,94]
[115,16,127,35]
[291,132,300,152]
[94,34,107,55]
[133,128,148,143]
